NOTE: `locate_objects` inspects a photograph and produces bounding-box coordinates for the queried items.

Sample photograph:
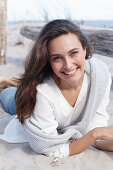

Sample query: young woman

[0,19,113,159]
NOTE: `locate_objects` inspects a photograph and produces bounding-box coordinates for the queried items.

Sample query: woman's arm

[69,126,113,156]
[69,129,96,156]
[93,127,113,151]
[0,77,18,87]
[24,92,70,158]
[94,140,113,151]
[86,72,111,133]
[73,72,112,155]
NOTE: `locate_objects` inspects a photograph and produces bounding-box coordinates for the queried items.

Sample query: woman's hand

[92,126,113,141]
[91,127,113,151]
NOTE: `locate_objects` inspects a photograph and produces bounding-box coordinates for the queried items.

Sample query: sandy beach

[0,22,113,169]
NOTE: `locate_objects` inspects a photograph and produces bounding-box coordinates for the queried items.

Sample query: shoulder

[86,57,109,78]
[36,76,58,100]
[87,57,109,70]
[87,57,108,67]
[37,77,55,92]
[86,57,111,95]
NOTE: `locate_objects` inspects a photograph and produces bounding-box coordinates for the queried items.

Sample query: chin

[67,75,83,85]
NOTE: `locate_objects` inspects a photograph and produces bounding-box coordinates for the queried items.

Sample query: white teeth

[64,68,77,75]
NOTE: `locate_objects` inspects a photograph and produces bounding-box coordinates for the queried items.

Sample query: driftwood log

[20,25,113,58]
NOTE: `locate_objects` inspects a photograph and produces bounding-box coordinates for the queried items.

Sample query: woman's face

[48,33,86,88]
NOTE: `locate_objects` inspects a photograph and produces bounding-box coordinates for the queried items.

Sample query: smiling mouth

[63,67,78,75]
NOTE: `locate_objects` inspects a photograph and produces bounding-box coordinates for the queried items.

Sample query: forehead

[48,33,82,54]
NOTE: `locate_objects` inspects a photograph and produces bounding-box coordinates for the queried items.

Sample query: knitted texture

[23,57,109,154]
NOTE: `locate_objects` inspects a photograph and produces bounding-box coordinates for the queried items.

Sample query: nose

[63,57,73,70]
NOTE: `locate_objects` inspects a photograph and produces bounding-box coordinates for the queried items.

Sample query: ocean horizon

[8,20,113,28]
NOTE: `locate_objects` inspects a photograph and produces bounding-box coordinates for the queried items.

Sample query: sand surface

[0,22,113,169]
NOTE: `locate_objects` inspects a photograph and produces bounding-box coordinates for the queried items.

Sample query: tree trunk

[0,0,7,64]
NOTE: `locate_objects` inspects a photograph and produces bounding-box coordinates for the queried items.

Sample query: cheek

[50,62,61,73]
[75,56,85,66]
[79,57,85,65]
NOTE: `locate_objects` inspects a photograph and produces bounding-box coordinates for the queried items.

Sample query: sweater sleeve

[24,92,69,158]
[86,72,112,132]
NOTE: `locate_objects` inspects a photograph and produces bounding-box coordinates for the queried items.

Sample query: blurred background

[8,0,113,27]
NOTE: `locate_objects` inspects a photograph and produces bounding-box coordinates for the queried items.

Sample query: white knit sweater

[0,57,111,159]
[24,57,111,156]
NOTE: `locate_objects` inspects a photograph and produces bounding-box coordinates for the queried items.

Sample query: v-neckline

[50,76,85,109]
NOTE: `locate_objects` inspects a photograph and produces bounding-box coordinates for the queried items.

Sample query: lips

[63,67,78,75]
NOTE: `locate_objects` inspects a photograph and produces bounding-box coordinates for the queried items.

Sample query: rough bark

[20,26,113,58]
[82,29,113,57]
[0,0,7,64]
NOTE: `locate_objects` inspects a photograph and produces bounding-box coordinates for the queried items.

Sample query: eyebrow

[50,48,79,57]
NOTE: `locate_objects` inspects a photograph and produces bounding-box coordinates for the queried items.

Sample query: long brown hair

[15,19,92,123]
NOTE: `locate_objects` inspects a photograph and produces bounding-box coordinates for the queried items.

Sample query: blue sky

[7,0,113,21]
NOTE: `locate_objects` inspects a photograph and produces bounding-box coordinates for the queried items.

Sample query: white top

[0,72,111,159]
